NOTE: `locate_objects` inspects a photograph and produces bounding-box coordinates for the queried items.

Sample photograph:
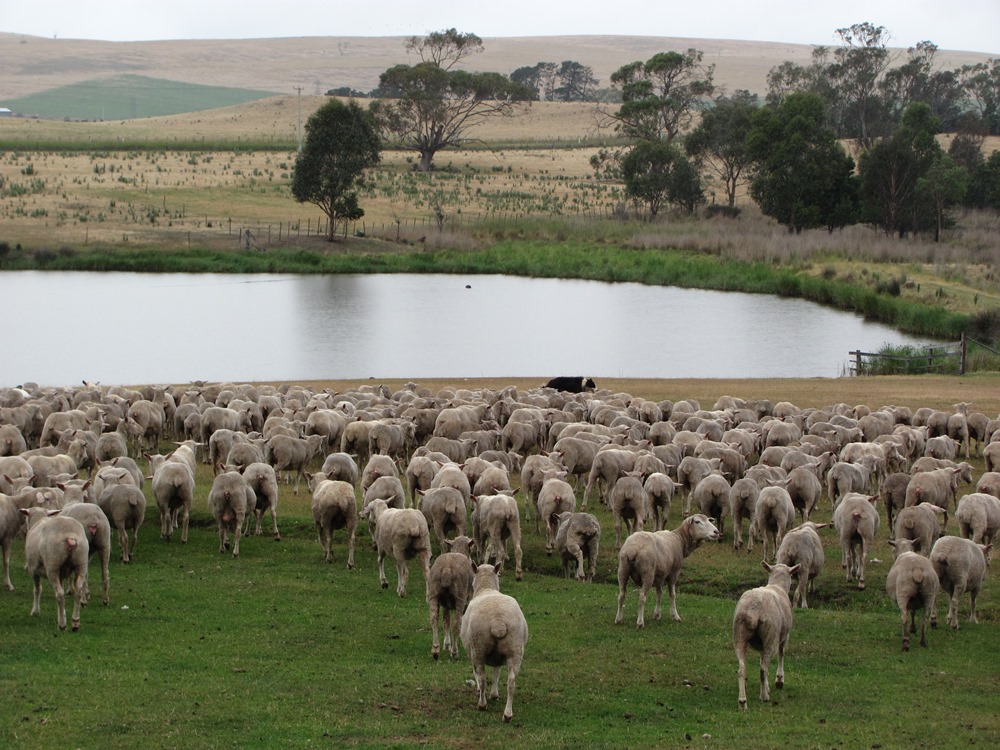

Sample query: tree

[858,102,942,236]
[965,149,1000,210]
[553,61,599,102]
[599,49,715,143]
[881,42,963,131]
[917,153,968,241]
[620,141,704,216]
[747,92,859,233]
[684,91,758,208]
[291,99,381,241]
[370,31,533,171]
[827,22,895,148]
[959,59,1000,135]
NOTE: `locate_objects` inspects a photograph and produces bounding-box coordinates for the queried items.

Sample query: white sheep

[19,507,90,631]
[470,492,523,581]
[360,498,432,597]
[459,562,528,723]
[751,486,795,563]
[775,521,829,609]
[930,535,992,629]
[833,493,880,590]
[553,511,601,582]
[417,486,467,551]
[615,514,720,627]
[265,433,325,495]
[729,476,760,552]
[241,461,281,540]
[0,494,22,590]
[732,561,799,710]
[885,538,939,651]
[893,502,946,555]
[643,471,679,531]
[150,459,195,543]
[308,473,357,568]
[609,470,649,549]
[96,483,146,563]
[536,469,577,554]
[207,470,255,558]
[427,535,476,660]
[955,492,1000,545]
[60,501,112,606]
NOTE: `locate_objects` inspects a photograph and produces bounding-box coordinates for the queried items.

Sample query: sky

[1,0,998,54]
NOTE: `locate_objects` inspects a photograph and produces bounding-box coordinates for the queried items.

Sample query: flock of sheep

[0,379,996,717]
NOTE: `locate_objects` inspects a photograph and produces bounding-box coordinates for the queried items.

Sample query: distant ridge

[1,32,994,102]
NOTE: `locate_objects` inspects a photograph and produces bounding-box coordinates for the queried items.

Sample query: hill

[2,32,994,106]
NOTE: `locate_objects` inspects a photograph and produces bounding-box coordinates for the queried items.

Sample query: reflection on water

[0,271,937,387]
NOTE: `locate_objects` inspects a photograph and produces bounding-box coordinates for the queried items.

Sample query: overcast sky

[2,0,997,54]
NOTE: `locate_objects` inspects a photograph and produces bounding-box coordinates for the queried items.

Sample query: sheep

[826,461,873,508]
[459,562,528,722]
[885,538,939,651]
[207,470,254,558]
[226,439,265,473]
[733,561,799,710]
[265,433,325,495]
[27,452,79,488]
[675,455,722,514]
[520,453,564,524]
[0,423,27,456]
[359,498,432,597]
[905,465,970,529]
[424,436,477,464]
[894,502,946,554]
[930,535,992,629]
[368,419,416,461]
[615,514,720,627]
[96,483,146,563]
[583,448,637,509]
[127,399,166,453]
[308,474,357,567]
[304,409,348,454]
[241,462,281,540]
[150,459,195,543]
[976,471,1000,500]
[0,494,21,590]
[19,507,89,631]
[955,492,1000,545]
[554,511,601,582]
[552,435,602,487]
[361,454,401,493]
[472,463,512,497]
[95,421,131,462]
[429,463,472,508]
[783,465,823,523]
[320,451,359,487]
[362,475,407,512]
[609,470,649,549]
[643,472,679,531]
[536,469,577,554]
[691,471,730,538]
[470,493,523,581]
[60,501,112,606]
[434,403,488,439]
[775,521,829,609]
[832,493,880,590]
[925,435,961,462]
[881,472,911,538]
[984,441,1000,473]
[418,486,468,550]
[405,454,440,506]
[427,535,476,660]
[751,486,795,563]
[729,476,761,552]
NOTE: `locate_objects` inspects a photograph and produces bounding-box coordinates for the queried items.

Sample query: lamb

[832,493,880,590]
[60,501,112,606]
[554,511,601,582]
[643,472,679,531]
[418,486,468,550]
[265,433,325,495]
[150,459,195,543]
[691,471,730,538]
[729,476,761,552]
[308,473,357,567]
[955,492,1000,544]
[930,535,992,628]
[609,470,649,549]
[471,493,523,581]
[427,535,476,660]
[459,562,528,722]
[207,470,255,558]
[894,502,946,554]
[96,483,146,563]
[751,486,795,563]
[614,514,720,627]
[536,469,577,554]
[775,522,829,608]
[241,462,281,540]
[733,562,799,710]
[885,538,939,651]
[359,498,432,597]
[19,507,89,631]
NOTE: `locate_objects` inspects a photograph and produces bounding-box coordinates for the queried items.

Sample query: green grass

[2,75,280,121]
[1,448,998,749]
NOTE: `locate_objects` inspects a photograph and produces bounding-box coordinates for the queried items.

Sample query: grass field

[0,376,998,749]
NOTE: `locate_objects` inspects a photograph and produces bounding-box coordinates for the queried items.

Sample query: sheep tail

[65,537,78,551]
[490,621,509,639]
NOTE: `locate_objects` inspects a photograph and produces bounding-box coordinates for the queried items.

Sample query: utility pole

[294,86,304,154]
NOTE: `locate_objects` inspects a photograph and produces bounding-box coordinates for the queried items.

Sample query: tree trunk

[419,150,435,172]
[326,214,338,242]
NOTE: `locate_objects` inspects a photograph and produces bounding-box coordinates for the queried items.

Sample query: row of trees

[294,27,1000,241]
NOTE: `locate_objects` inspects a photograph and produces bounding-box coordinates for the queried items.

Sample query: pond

[0,271,937,387]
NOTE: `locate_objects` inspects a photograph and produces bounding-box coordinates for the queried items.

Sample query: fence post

[960,332,967,375]
[851,350,861,376]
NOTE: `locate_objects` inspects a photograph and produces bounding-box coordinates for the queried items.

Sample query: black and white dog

[544,376,597,393]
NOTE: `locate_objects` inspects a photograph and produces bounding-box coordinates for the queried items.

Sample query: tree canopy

[371,31,533,171]
[621,140,704,216]
[291,99,381,241]
[685,91,758,208]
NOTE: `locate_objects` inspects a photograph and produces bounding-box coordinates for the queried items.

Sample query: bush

[704,204,741,219]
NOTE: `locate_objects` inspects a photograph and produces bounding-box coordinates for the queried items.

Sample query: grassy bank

[0,239,974,341]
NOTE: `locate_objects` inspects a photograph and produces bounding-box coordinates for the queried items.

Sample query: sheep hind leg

[901,606,912,651]
[490,665,502,701]
[430,599,441,660]
[758,649,773,703]
[735,641,748,710]
[472,662,488,710]
[503,655,521,723]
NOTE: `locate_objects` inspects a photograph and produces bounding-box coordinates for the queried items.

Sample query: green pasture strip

[1,75,281,121]
[0,241,970,340]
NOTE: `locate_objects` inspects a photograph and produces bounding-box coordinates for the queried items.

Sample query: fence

[847,333,1000,376]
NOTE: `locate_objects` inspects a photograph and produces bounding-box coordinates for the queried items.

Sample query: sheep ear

[787,564,800,575]
[761,560,772,573]
[494,562,504,577]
